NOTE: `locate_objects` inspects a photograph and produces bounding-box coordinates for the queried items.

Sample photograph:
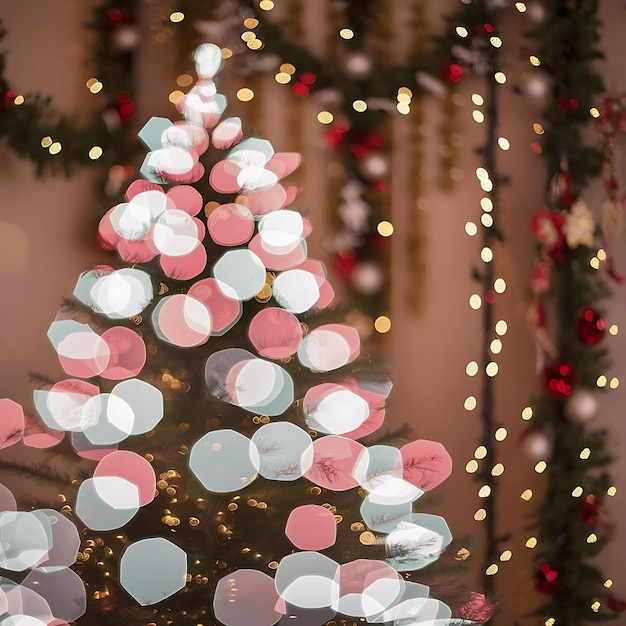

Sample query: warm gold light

[89,146,103,160]
[377,221,394,237]
[374,316,392,334]
[236,88,255,102]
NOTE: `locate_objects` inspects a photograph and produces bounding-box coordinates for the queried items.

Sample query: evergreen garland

[525,0,619,622]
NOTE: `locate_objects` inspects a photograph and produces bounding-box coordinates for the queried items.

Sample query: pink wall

[1,1,626,623]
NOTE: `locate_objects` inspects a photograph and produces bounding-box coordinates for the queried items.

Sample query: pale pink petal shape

[172,120,210,155]
[244,185,287,216]
[0,399,24,448]
[160,244,207,280]
[283,185,301,207]
[100,326,147,380]
[400,439,453,491]
[336,378,387,440]
[94,450,156,506]
[213,569,283,626]
[166,158,205,184]
[265,152,301,179]
[22,415,64,449]
[210,159,243,194]
[152,294,212,347]
[319,324,361,362]
[285,504,337,550]
[339,559,400,596]
[167,185,203,216]
[57,332,111,379]
[125,179,163,200]
[0,483,16,511]
[314,279,335,309]
[116,238,157,264]
[294,260,335,309]
[212,117,243,150]
[97,209,122,250]
[192,216,207,242]
[177,92,224,128]
[302,217,313,238]
[207,203,255,247]
[70,431,118,461]
[304,435,365,491]
[248,307,303,359]
[187,278,242,334]
[248,234,307,271]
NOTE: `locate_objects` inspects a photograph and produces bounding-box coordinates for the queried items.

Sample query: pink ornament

[285,505,337,550]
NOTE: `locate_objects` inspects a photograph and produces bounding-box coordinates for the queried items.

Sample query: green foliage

[527,1,618,623]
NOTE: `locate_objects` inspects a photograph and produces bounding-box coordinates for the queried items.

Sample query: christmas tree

[0,44,493,626]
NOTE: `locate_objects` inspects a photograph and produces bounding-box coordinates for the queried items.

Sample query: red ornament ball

[607,595,626,613]
[542,361,578,399]
[576,308,607,346]
[579,496,600,524]
[534,564,561,594]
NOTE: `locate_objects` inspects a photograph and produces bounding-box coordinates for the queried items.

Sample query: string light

[494,427,507,441]
[464,396,477,411]
[473,110,485,123]
[465,222,478,236]
[474,446,487,459]
[236,88,254,102]
[469,294,482,309]
[374,316,391,334]
[466,361,479,376]
[377,221,394,236]
[88,146,103,160]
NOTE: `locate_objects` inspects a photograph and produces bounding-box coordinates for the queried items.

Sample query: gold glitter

[456,548,470,561]
[228,503,238,511]
[351,522,365,532]
[359,531,376,545]
[255,283,273,302]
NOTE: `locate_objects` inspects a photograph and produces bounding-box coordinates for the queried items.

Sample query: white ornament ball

[350,261,384,295]
[112,25,140,51]
[359,153,390,181]
[521,430,552,460]
[344,51,373,79]
[564,388,598,423]
[521,71,550,101]
[526,2,546,23]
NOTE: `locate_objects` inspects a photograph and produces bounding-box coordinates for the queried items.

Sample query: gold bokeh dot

[377,221,394,237]
[374,316,392,334]
[88,146,103,160]
[317,111,334,124]
[237,88,255,102]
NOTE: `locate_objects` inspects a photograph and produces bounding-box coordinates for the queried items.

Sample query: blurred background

[2,1,626,624]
